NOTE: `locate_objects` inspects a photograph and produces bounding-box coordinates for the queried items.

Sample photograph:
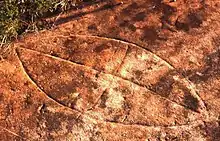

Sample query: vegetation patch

[0,0,84,48]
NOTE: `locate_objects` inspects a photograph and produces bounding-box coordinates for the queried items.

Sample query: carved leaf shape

[16,35,206,127]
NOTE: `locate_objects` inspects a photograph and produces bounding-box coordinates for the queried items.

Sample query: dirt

[0,0,220,140]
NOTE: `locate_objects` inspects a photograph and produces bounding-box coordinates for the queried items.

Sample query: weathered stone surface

[1,0,220,140]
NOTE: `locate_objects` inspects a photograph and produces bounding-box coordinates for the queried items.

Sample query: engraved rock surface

[0,0,220,140]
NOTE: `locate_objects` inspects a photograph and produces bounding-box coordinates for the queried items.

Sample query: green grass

[0,0,80,48]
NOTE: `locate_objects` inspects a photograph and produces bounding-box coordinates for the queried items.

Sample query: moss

[0,0,82,48]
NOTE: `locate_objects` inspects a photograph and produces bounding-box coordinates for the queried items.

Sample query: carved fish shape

[16,35,206,127]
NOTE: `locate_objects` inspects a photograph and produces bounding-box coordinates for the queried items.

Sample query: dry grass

[0,0,84,49]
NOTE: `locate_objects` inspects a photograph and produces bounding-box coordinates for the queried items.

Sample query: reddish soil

[0,0,220,140]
